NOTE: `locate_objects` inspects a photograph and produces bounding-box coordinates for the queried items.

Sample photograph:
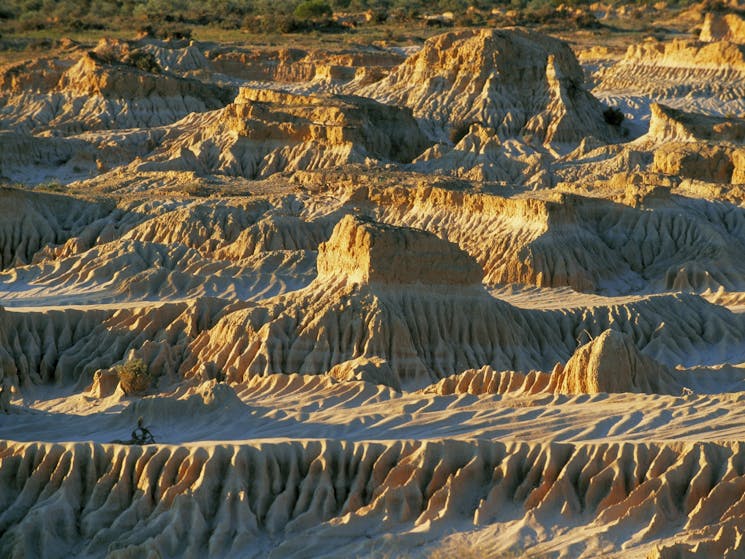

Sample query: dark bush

[160,25,192,40]
[426,17,453,27]
[135,23,192,40]
[370,9,388,23]
[125,50,162,73]
[66,18,107,31]
[455,11,486,27]
[278,15,303,33]
[17,15,47,31]
[574,12,601,29]
[220,13,243,30]
[388,7,417,23]
[136,24,157,38]
[294,0,333,20]
[450,121,474,144]
[603,106,625,126]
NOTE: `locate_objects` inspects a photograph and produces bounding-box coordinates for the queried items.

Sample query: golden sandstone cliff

[316,215,483,286]
[357,28,620,144]
[134,88,431,178]
[700,11,745,43]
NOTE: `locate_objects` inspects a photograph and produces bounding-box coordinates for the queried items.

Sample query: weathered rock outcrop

[0,298,249,390]
[641,104,745,182]
[120,198,272,253]
[356,185,745,293]
[550,329,681,395]
[317,215,483,286]
[621,37,745,70]
[0,50,233,135]
[427,331,684,397]
[0,188,110,270]
[652,142,736,182]
[700,11,745,43]
[733,149,745,182]
[327,356,401,390]
[215,214,336,260]
[0,237,315,305]
[136,88,431,178]
[358,28,620,145]
[425,366,551,396]
[4,24,745,559]
[210,45,404,84]
[596,38,745,117]
[412,124,553,184]
[0,57,71,93]
[95,37,215,75]
[178,216,745,385]
[647,103,745,144]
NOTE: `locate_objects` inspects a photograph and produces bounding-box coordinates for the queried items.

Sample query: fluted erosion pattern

[1,50,233,135]
[0,188,109,269]
[1,439,744,559]
[0,298,245,389]
[0,25,635,187]
[2,213,745,390]
[647,103,745,144]
[178,215,745,385]
[700,11,745,43]
[138,88,431,179]
[316,215,483,285]
[6,22,745,559]
[552,329,681,395]
[596,37,745,118]
[359,28,619,144]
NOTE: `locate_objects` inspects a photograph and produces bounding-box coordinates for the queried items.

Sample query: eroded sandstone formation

[3,21,745,559]
[1,439,745,558]
[133,88,431,179]
[316,215,483,286]
[550,329,681,395]
[358,28,621,145]
[700,11,745,43]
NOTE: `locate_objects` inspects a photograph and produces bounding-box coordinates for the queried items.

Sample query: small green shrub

[160,25,192,40]
[124,51,162,74]
[277,15,303,33]
[294,0,332,20]
[259,14,306,33]
[117,358,151,395]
